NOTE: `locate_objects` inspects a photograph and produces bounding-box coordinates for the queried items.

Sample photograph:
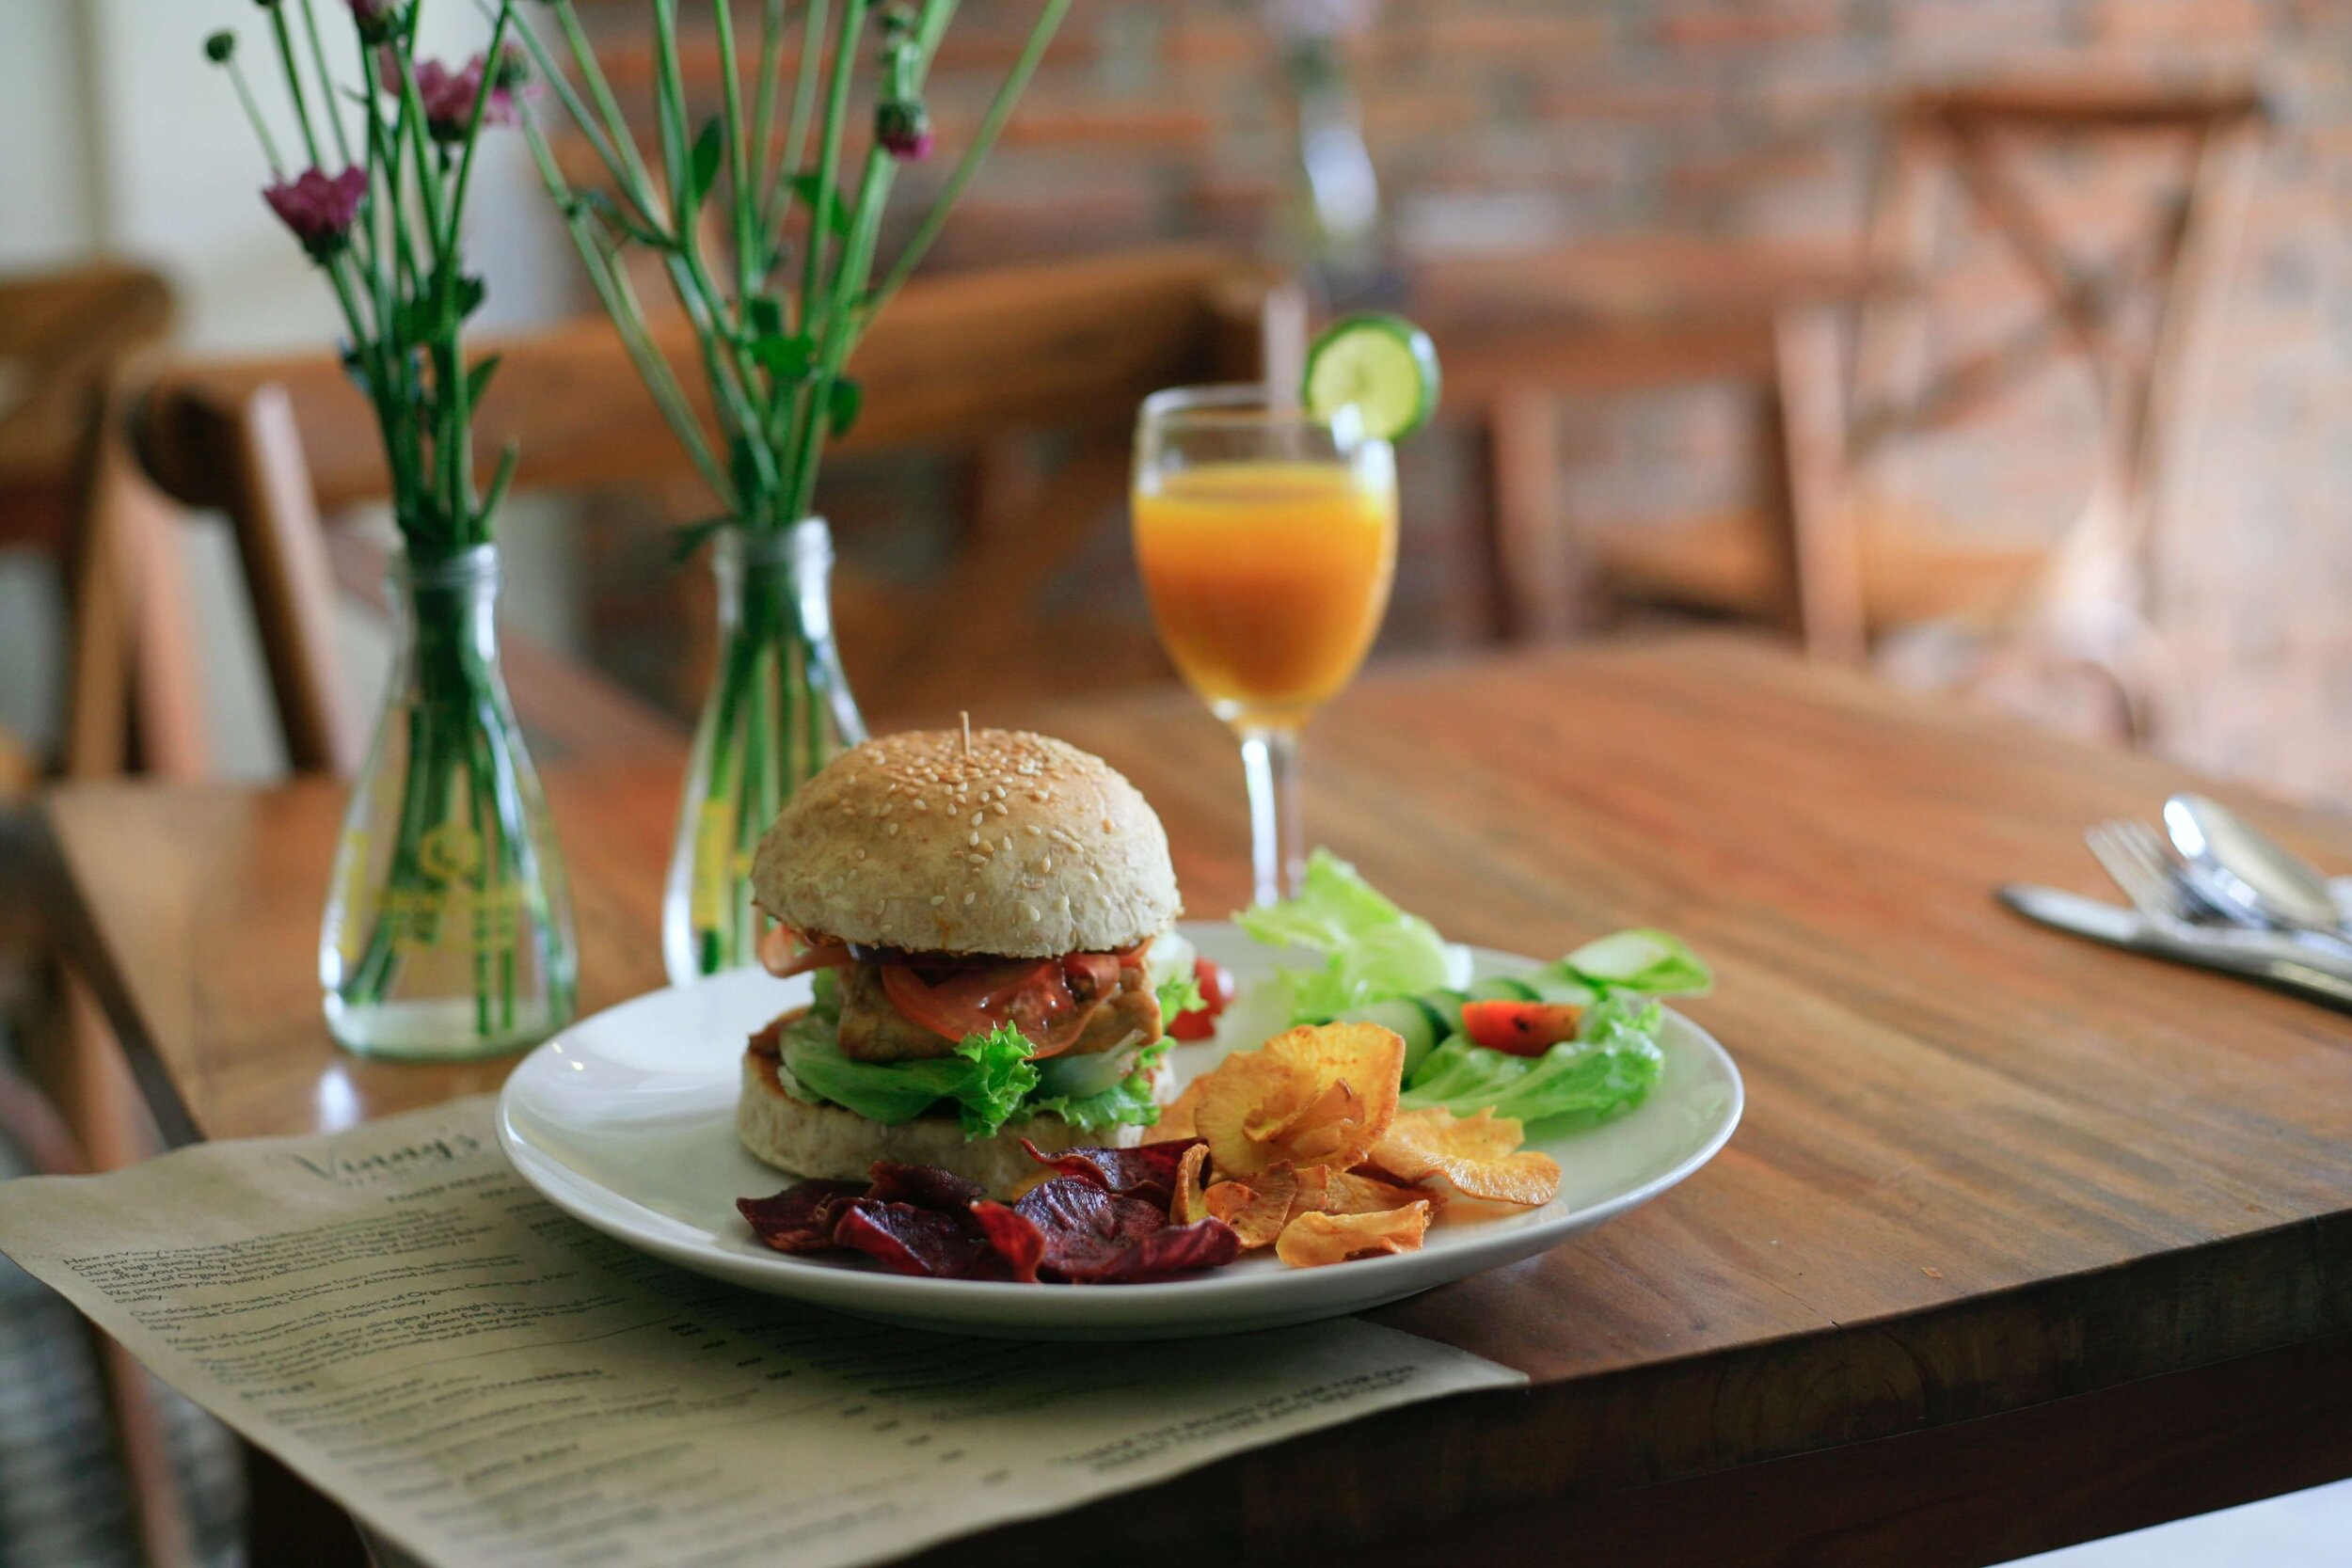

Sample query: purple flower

[386,45,528,142]
[347,0,401,44]
[263,166,369,260]
[876,100,932,161]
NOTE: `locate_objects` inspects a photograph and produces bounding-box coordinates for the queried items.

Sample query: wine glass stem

[1239,724,1304,906]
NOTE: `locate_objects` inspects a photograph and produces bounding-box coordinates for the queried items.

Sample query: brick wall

[571,0,2352,802]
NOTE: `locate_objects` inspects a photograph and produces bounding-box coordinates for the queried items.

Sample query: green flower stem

[389,53,451,259]
[439,3,514,256]
[771,0,831,242]
[643,5,782,506]
[788,147,893,521]
[650,0,695,228]
[295,0,354,168]
[344,586,532,1026]
[431,6,517,546]
[508,5,657,225]
[750,0,787,235]
[527,0,1064,549]
[664,245,780,505]
[709,0,757,306]
[522,117,731,502]
[262,1,327,173]
[223,55,288,178]
[865,0,1072,324]
[321,253,411,515]
[688,548,831,971]
[798,0,870,340]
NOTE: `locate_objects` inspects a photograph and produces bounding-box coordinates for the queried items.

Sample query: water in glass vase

[321,546,579,1058]
[664,519,866,983]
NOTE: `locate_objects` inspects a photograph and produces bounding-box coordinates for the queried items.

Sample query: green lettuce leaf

[778,1017,1041,1138]
[947,1022,1044,1136]
[1400,993,1663,1128]
[1235,849,1456,1021]
[1154,965,1205,1023]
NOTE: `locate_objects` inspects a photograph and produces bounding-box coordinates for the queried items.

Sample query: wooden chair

[1776,76,2270,719]
[1406,235,1868,649]
[0,264,187,780]
[0,261,196,1568]
[119,245,1299,764]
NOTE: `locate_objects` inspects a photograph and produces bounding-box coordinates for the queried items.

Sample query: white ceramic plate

[498,923,1742,1340]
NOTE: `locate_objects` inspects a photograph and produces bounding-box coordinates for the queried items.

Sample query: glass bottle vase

[664,518,866,983]
[321,545,579,1058]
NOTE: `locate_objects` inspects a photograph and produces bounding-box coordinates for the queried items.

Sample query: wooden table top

[38,636,2352,1563]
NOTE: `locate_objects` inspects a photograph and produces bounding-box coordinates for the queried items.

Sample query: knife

[1998,883,2352,1015]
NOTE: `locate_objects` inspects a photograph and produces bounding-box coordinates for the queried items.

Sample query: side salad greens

[1219,850,1710,1130]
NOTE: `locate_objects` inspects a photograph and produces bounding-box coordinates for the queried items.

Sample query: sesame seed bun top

[749,728,1182,958]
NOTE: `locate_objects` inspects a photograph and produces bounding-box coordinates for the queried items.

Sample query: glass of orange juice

[1132,386,1398,904]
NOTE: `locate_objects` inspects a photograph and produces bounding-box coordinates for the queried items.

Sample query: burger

[739,727,1202,1195]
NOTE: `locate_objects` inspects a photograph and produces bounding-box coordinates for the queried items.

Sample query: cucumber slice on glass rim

[1302,312,1441,442]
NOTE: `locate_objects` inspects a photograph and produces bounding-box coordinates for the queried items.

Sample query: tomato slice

[1168,957,1235,1041]
[879,958,1110,1058]
[1460,1000,1584,1057]
[757,926,853,977]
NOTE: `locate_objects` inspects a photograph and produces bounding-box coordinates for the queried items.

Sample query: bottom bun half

[738,1049,1176,1198]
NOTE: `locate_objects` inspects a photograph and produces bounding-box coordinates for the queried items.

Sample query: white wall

[1,0,584,775]
[0,1,100,269]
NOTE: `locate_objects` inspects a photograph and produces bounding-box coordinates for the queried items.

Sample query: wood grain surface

[36,635,2352,1562]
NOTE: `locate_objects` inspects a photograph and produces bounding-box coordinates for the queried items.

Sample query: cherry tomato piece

[1460,999,1584,1057]
[1168,957,1236,1040]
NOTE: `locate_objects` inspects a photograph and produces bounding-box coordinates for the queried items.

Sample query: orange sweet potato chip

[1369,1107,1561,1207]
[1265,1022,1404,1145]
[1192,1053,1305,1178]
[1293,1164,1436,1218]
[1172,1143,1212,1226]
[1264,1078,1369,1166]
[1274,1202,1433,1268]
[1155,1077,1206,1141]
[1191,1022,1406,1178]
[1205,1168,1297,1249]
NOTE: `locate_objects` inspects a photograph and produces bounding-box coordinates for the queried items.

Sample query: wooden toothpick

[960,711,973,756]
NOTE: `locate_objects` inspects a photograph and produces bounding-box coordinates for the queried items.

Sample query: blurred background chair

[1820,77,2270,738]
[0,261,226,1568]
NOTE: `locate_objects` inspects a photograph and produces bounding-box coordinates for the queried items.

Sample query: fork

[2084,820,2213,925]
[2085,819,2352,980]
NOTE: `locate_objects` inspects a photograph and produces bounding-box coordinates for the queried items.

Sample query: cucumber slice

[1032,1040,1141,1102]
[1524,968,1599,1006]
[1423,989,1470,1035]
[1339,997,1442,1076]
[1304,312,1442,441]
[1466,975,1542,1003]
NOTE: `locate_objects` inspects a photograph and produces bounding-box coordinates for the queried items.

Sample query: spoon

[2162,794,2347,939]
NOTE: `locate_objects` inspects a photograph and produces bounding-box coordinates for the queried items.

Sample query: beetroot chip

[1091,1217,1242,1283]
[1015,1175,1235,1282]
[866,1161,985,1212]
[1013,1175,1164,1277]
[970,1200,1046,1283]
[738,1180,866,1254]
[1019,1137,1205,1210]
[832,1199,1007,1279]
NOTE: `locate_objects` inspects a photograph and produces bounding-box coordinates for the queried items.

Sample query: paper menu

[0,1096,1522,1568]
